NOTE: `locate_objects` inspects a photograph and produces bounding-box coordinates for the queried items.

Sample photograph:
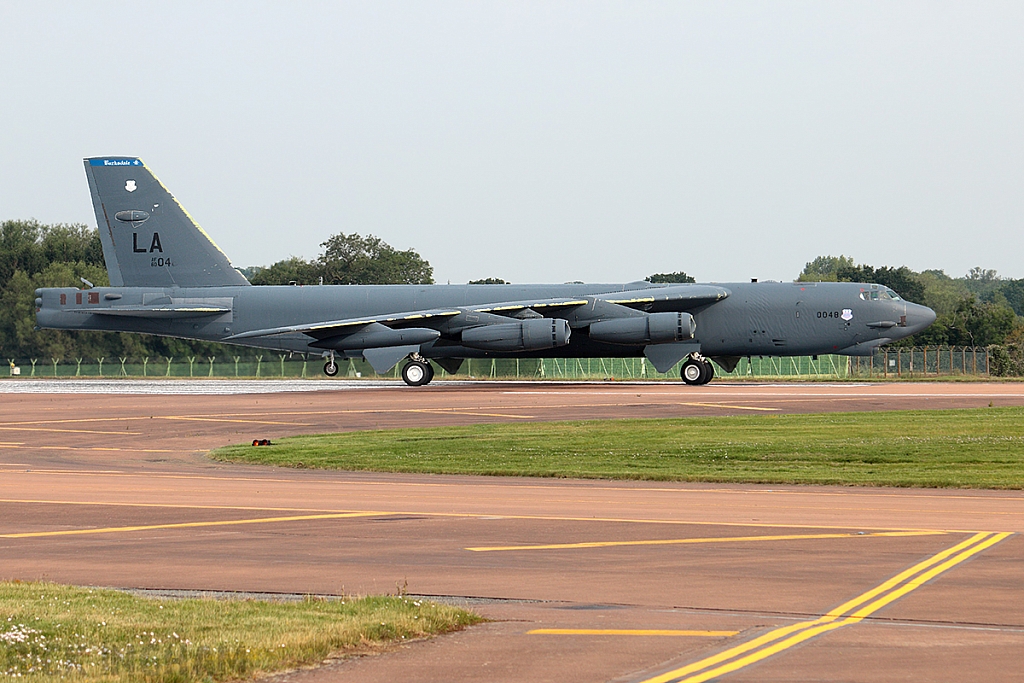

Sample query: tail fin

[84,157,250,287]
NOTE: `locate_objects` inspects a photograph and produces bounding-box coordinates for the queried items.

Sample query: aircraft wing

[224,288,729,343]
[224,308,464,341]
[225,297,594,342]
[597,284,730,309]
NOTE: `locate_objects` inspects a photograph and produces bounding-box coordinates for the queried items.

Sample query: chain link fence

[4,346,991,380]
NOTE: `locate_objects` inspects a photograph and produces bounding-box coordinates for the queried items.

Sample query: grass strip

[212,407,1024,489]
[0,582,480,682]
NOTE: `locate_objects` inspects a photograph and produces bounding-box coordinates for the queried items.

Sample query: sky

[1,1,1022,284]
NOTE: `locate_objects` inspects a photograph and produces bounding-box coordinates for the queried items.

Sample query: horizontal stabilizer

[88,306,230,319]
[82,296,233,319]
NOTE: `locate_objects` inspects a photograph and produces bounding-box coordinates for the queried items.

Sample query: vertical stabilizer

[84,157,250,287]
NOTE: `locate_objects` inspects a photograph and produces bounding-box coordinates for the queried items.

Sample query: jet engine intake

[461,318,571,351]
[588,312,695,345]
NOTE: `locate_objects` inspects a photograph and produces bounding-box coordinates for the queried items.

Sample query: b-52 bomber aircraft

[35,157,937,386]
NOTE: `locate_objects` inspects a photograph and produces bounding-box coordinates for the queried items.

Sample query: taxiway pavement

[0,380,1021,682]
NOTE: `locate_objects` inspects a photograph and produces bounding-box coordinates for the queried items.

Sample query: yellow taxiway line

[408,408,536,419]
[466,530,946,552]
[529,629,738,637]
[0,426,142,435]
[678,402,779,411]
[0,496,973,534]
[637,531,1012,683]
[0,511,385,539]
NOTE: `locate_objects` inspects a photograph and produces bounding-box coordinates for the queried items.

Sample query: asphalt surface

[1,379,1022,682]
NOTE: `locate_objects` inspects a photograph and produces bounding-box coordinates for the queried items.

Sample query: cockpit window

[860,288,901,301]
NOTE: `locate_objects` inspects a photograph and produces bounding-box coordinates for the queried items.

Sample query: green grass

[0,582,480,682]
[211,407,1024,489]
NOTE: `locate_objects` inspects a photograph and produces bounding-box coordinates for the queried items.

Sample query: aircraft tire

[700,360,715,385]
[681,359,706,386]
[424,362,435,384]
[323,360,340,377]
[402,360,432,387]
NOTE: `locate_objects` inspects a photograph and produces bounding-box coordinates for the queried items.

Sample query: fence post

[97,357,104,377]
[208,357,216,377]
[52,358,60,377]
[165,357,173,377]
[119,357,128,376]
[142,357,149,377]
[233,356,240,377]
[187,357,196,377]
[30,359,37,376]
[301,358,308,378]
[75,358,82,376]
[279,354,287,377]
[255,355,263,377]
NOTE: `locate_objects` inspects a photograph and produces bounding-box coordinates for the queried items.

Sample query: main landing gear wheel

[681,359,715,386]
[701,359,715,383]
[681,359,706,385]
[323,360,339,377]
[401,359,433,386]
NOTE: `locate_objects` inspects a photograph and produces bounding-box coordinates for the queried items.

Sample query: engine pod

[589,312,695,345]
[461,318,571,351]
[313,322,440,350]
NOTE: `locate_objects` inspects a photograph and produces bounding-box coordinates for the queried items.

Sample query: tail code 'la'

[84,157,250,288]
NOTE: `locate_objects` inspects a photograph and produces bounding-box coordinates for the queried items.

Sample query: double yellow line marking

[638,531,1012,683]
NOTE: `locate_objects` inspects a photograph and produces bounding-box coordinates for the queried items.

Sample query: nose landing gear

[323,351,339,377]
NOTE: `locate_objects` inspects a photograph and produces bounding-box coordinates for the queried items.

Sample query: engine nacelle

[588,312,695,345]
[461,318,571,352]
[313,322,440,350]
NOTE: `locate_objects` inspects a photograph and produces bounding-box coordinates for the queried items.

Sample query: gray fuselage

[35,280,936,362]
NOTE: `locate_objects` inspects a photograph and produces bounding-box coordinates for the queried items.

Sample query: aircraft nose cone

[907,304,937,331]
